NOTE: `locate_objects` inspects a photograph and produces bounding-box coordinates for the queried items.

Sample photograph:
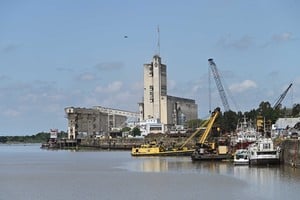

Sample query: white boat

[234,116,259,149]
[248,137,280,165]
[234,149,249,165]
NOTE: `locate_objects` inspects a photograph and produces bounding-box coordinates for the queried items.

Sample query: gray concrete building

[65,107,132,139]
[139,55,198,127]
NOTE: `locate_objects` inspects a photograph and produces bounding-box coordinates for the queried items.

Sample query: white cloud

[95,62,124,71]
[43,104,63,113]
[2,109,21,117]
[95,81,123,93]
[262,32,294,47]
[21,93,38,103]
[217,35,254,50]
[131,81,143,91]
[83,97,100,107]
[232,36,254,50]
[229,80,257,93]
[78,72,96,81]
[272,32,293,42]
[168,79,177,91]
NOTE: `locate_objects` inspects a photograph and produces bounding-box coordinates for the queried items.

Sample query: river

[1,144,300,200]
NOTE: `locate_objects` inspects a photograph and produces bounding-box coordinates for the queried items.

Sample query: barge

[131,141,194,156]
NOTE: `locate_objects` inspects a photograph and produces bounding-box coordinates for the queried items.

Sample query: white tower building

[140,55,198,128]
[143,55,167,120]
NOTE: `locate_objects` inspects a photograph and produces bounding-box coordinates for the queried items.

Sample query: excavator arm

[179,119,210,149]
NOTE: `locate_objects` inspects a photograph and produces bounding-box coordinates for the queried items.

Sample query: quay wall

[81,138,144,150]
[281,139,300,167]
[80,134,195,150]
[42,134,195,150]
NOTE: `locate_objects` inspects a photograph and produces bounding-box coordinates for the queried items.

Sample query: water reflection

[128,156,300,183]
[135,157,169,172]
[129,156,235,174]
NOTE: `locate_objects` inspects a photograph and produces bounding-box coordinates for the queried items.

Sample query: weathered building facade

[139,55,198,128]
[65,107,128,139]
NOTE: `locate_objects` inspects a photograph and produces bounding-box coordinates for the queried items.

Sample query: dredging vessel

[191,108,232,161]
[131,141,194,156]
[131,116,213,157]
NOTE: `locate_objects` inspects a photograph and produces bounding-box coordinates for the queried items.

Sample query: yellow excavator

[191,107,231,161]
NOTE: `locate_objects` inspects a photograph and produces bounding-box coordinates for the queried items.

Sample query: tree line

[0,131,68,144]
[187,101,300,133]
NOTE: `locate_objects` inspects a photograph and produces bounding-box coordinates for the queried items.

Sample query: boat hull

[233,160,249,165]
[131,148,194,156]
[191,153,231,161]
[249,158,280,165]
[234,159,249,165]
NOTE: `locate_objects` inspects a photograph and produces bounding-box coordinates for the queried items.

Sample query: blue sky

[0,0,299,135]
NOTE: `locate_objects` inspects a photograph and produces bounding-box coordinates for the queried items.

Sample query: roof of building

[274,117,300,129]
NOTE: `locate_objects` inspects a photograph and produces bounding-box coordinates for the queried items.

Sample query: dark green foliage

[0,131,67,143]
[292,104,300,117]
[187,119,206,129]
[132,127,141,137]
[121,127,131,132]
[219,110,239,133]
[187,101,299,133]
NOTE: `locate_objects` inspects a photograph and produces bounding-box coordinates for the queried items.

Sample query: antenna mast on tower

[157,25,160,56]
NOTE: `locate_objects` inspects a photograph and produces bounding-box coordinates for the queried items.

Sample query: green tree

[292,104,300,117]
[132,127,141,137]
[121,127,131,132]
[186,119,206,129]
[221,110,239,133]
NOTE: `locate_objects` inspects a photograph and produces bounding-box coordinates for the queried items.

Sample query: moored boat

[191,148,232,161]
[131,141,194,156]
[248,137,280,165]
[234,116,258,150]
[233,149,249,165]
[191,108,232,161]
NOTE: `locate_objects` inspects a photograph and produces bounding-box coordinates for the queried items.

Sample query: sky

[0,0,299,136]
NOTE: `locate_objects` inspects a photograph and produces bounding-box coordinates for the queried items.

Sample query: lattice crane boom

[273,83,293,109]
[208,58,230,112]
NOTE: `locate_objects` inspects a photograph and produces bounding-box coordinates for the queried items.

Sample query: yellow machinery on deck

[131,118,211,157]
[131,141,194,156]
[131,107,231,157]
[191,107,231,161]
